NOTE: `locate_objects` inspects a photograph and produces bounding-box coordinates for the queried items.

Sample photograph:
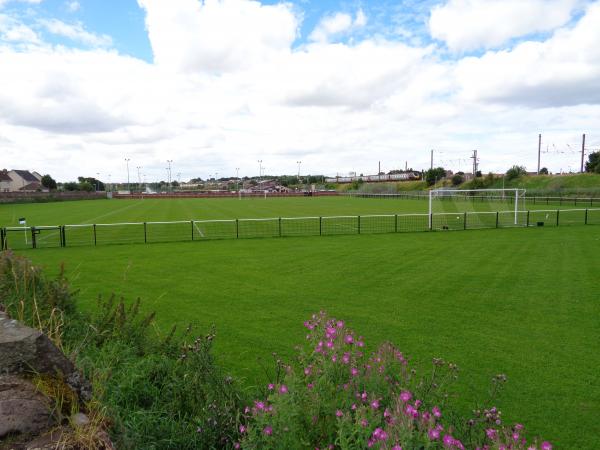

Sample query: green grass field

[0,195,582,228]
[2,197,600,448]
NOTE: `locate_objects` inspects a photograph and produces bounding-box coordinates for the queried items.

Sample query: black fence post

[585,209,588,225]
[31,227,36,249]
[429,213,433,231]
[60,226,65,247]
[526,210,530,227]
[144,222,147,243]
[496,211,499,228]
[394,214,398,233]
[463,212,467,230]
[556,210,560,226]
[93,224,97,246]
[1,228,5,250]
[319,217,322,236]
[236,219,239,238]
[357,215,361,234]
[191,221,194,241]
[278,218,282,237]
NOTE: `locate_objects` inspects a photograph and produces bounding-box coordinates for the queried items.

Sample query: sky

[1,0,600,182]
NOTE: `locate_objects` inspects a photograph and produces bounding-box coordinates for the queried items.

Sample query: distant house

[4,170,45,192]
[0,170,12,192]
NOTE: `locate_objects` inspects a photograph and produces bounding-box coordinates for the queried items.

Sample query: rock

[0,315,92,403]
[71,412,89,427]
[0,376,53,439]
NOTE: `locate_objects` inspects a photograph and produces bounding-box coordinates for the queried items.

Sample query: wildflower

[400,391,412,402]
[371,399,380,410]
[331,354,337,362]
[304,366,311,376]
[342,352,351,364]
[268,383,274,390]
[345,335,354,344]
[512,432,520,442]
[337,320,344,328]
[443,434,455,448]
[239,425,246,433]
[351,403,357,410]
[485,429,498,440]
[326,340,334,348]
[307,383,314,389]
[514,423,524,431]
[428,427,441,440]
[392,445,402,450]
[372,428,388,441]
[432,406,441,417]
[541,442,552,450]
[263,425,273,436]
[336,410,344,417]
[351,367,359,377]
[279,384,288,394]
[360,418,369,427]
[254,401,265,411]
[234,443,240,449]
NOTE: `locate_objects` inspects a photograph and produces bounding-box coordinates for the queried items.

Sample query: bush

[505,166,527,181]
[451,174,464,186]
[238,312,552,450]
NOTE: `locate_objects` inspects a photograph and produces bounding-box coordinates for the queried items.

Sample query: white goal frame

[429,188,527,228]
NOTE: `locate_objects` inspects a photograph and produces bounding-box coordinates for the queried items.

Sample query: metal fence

[2,208,599,250]
[346,192,600,207]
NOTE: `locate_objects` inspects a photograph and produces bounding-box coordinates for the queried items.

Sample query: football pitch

[3,196,600,448]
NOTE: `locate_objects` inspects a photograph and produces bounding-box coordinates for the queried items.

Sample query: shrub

[505,166,527,181]
[238,312,552,450]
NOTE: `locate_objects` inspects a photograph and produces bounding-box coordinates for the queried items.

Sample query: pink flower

[331,354,337,362]
[344,335,354,344]
[239,425,246,433]
[485,429,498,440]
[400,391,412,402]
[342,353,351,364]
[351,403,357,410]
[372,428,388,441]
[371,399,380,410]
[432,406,441,417]
[263,425,273,436]
[279,384,288,394]
[392,445,402,450]
[337,320,344,328]
[443,434,455,448]
[234,443,240,449]
[541,442,552,450]
[428,427,441,440]
[304,367,311,376]
[326,340,334,348]
[254,401,265,410]
[335,410,344,417]
[267,383,274,390]
[360,418,369,427]
[351,367,359,377]
[307,383,314,389]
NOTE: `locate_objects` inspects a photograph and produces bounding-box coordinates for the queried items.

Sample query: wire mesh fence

[2,208,599,251]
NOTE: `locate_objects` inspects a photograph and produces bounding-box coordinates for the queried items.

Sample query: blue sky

[1,0,599,181]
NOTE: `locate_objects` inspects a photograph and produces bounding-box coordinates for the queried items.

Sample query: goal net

[428,189,527,230]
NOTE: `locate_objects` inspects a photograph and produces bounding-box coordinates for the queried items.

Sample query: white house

[0,170,12,192]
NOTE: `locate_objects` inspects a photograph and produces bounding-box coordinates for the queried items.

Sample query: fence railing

[345,192,600,207]
[1,208,599,250]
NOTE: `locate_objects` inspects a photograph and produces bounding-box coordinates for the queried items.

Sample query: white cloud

[138,0,298,74]
[455,1,600,106]
[39,18,112,47]
[0,0,43,7]
[66,1,80,12]
[309,9,367,43]
[430,0,582,52]
[0,14,41,44]
[0,0,599,181]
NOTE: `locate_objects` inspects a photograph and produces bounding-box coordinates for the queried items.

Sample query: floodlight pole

[125,158,130,193]
[428,190,433,229]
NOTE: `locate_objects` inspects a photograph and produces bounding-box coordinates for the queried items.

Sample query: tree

[585,151,600,173]
[505,165,527,181]
[425,167,446,186]
[539,167,549,175]
[41,174,57,190]
[451,173,464,186]
[62,182,80,191]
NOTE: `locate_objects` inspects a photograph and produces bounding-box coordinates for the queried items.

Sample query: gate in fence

[2,208,599,251]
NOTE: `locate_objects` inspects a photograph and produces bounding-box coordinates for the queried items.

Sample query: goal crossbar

[429,188,526,228]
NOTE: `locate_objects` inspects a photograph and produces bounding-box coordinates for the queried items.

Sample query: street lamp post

[125,158,130,193]
[136,166,142,192]
[167,160,173,192]
[297,160,302,189]
[96,172,100,191]
[257,160,263,190]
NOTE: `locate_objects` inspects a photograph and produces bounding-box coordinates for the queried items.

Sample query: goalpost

[428,188,527,228]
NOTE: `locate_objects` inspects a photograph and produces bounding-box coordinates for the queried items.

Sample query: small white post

[428,190,433,229]
[514,189,518,225]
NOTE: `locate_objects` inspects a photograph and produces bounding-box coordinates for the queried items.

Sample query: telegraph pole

[124,158,130,193]
[471,150,478,176]
[430,150,434,170]
[378,161,381,180]
[581,133,586,173]
[537,134,542,174]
